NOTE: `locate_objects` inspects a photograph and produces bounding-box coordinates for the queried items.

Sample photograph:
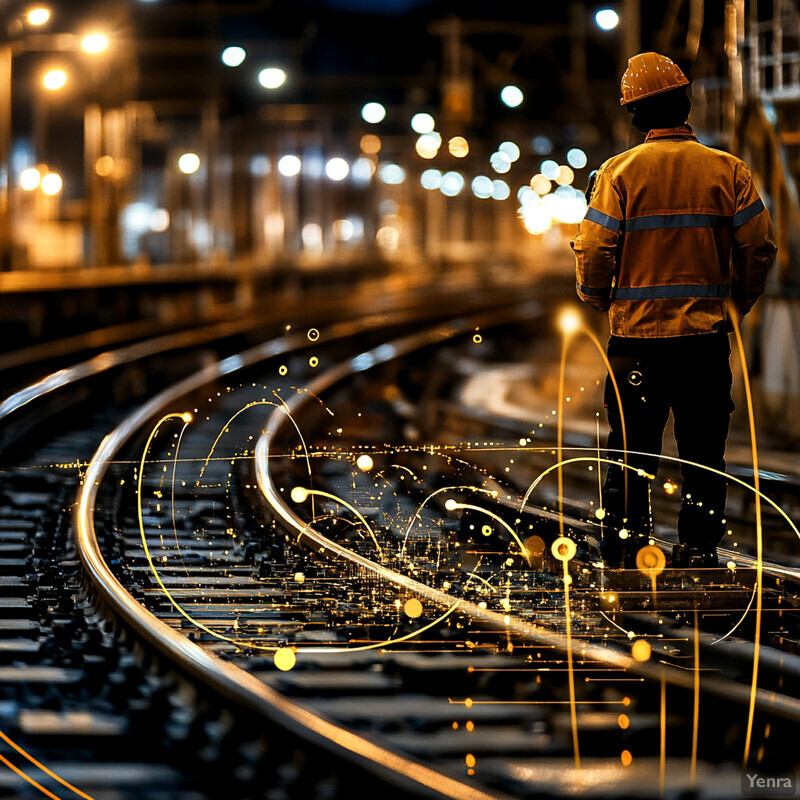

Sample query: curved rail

[254,317,800,723]
[72,310,550,800]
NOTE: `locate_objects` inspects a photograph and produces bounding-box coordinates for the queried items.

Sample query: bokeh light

[43,69,67,90]
[361,102,386,124]
[41,172,62,195]
[567,148,588,169]
[178,153,200,174]
[471,176,493,199]
[440,171,464,197]
[325,157,349,181]
[221,46,246,67]
[500,85,524,107]
[378,163,406,184]
[82,34,108,53]
[258,67,286,89]
[421,169,442,190]
[498,141,521,162]
[27,8,50,25]
[448,136,469,158]
[277,155,302,177]
[595,8,620,30]
[360,134,381,154]
[411,112,435,134]
[20,168,41,191]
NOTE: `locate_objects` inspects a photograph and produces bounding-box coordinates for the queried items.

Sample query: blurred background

[0,0,798,438]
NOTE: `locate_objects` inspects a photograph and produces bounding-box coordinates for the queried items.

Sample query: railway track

[64,297,800,797]
[0,280,548,798]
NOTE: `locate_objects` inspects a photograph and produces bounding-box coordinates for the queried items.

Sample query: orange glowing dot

[466,720,475,732]
[448,136,469,157]
[360,134,381,154]
[618,714,630,730]
[621,750,633,766]
[181,412,193,424]
[631,639,651,662]
[622,696,631,706]
[465,697,474,709]
[636,545,666,576]
[663,481,676,495]
[404,598,423,618]
[465,753,476,768]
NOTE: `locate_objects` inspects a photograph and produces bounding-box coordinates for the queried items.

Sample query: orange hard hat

[620,52,689,106]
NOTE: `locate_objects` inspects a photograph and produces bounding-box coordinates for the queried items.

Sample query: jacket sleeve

[572,165,623,312]
[730,162,777,315]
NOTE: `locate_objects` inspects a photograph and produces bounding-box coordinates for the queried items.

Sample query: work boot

[671,544,719,568]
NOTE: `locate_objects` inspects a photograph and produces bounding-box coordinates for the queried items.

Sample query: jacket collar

[645,125,697,142]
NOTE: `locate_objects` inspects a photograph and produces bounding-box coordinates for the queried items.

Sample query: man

[572,52,777,568]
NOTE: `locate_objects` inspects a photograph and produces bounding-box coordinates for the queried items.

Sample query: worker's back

[574,126,775,338]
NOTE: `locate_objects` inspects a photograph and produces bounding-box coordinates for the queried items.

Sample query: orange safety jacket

[572,126,777,337]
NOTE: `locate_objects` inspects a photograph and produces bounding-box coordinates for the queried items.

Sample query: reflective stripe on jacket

[572,127,777,337]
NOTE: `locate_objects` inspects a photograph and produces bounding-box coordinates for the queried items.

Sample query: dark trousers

[602,332,733,551]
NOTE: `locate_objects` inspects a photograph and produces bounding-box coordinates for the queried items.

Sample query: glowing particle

[258,68,286,89]
[448,136,469,157]
[558,307,581,335]
[307,328,320,341]
[181,412,193,424]
[551,536,576,562]
[631,639,651,662]
[274,647,296,671]
[618,714,630,730]
[294,572,305,584]
[618,529,629,540]
[290,486,309,503]
[726,560,736,570]
[621,750,633,766]
[444,499,459,511]
[466,721,475,732]
[635,545,666,576]
[309,356,319,368]
[663,481,676,495]
[465,698,474,709]
[481,525,492,537]
[465,754,476,768]
[356,455,374,471]
[279,365,288,376]
[473,334,482,344]
[595,508,606,520]
[404,598,423,619]
[500,85,523,107]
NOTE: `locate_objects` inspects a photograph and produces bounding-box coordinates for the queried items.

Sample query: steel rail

[72,308,551,800]
[254,319,800,725]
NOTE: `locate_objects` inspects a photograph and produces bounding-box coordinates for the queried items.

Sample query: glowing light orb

[444,499,459,511]
[421,169,442,190]
[567,148,588,169]
[448,136,469,157]
[551,536,577,562]
[27,8,50,26]
[181,412,193,424]
[258,67,286,89]
[404,598,423,618]
[471,175,493,199]
[82,34,108,53]
[41,173,62,195]
[43,69,67,91]
[20,168,41,191]
[621,750,633,766]
[178,153,200,175]
[325,157,349,181]
[530,174,552,195]
[558,308,582,335]
[277,155,301,177]
[221,46,246,67]
[596,8,620,30]
[540,160,560,181]
[356,455,374,471]
[290,486,309,503]
[361,102,386,124]
[360,134,381,154]
[410,112,435,134]
[631,639,652,662]
[498,141,521,162]
[595,508,607,521]
[635,545,666,576]
[500,85,524,108]
[274,647,296,671]
[294,572,305,584]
